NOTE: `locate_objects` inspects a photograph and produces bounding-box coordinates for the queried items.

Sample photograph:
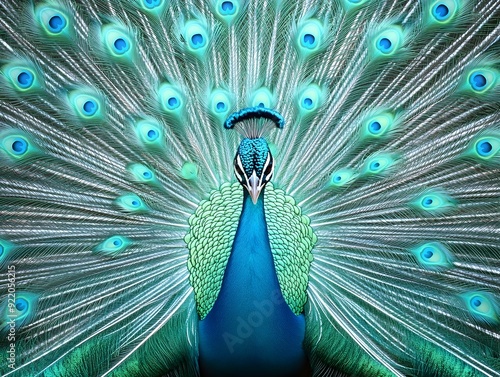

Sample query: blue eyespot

[476,140,493,156]
[82,100,98,116]
[216,101,226,112]
[95,235,130,256]
[17,71,34,89]
[370,161,381,170]
[147,129,158,140]
[0,244,3,256]
[143,171,152,179]
[167,96,179,109]
[377,37,392,53]
[113,38,129,54]
[471,296,482,308]
[143,0,161,9]
[48,15,66,33]
[131,200,139,207]
[221,1,235,14]
[369,121,382,134]
[302,98,313,109]
[303,34,316,46]
[433,3,450,20]
[15,297,28,312]
[329,168,358,188]
[11,138,28,155]
[469,73,487,90]
[422,197,433,207]
[421,247,434,260]
[296,19,324,57]
[191,34,204,47]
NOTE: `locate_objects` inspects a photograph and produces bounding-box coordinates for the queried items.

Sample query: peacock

[0,0,499,376]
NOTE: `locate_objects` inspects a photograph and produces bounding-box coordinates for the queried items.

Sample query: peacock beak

[247,171,262,204]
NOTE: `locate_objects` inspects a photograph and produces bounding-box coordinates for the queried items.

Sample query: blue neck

[198,191,309,377]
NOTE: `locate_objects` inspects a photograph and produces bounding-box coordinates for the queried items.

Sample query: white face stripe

[260,152,273,184]
[234,154,245,182]
[234,151,274,192]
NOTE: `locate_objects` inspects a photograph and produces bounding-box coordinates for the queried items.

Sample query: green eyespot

[411,242,454,270]
[461,292,499,325]
[116,194,149,213]
[36,4,71,37]
[329,168,358,188]
[249,87,275,109]
[101,24,135,63]
[94,236,131,256]
[294,19,326,59]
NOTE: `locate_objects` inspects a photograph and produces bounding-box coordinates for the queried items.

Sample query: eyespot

[473,136,499,160]
[0,239,14,266]
[213,0,241,24]
[159,83,185,116]
[429,0,459,23]
[371,26,404,57]
[48,15,66,32]
[37,6,70,36]
[143,0,162,9]
[470,73,486,90]
[181,20,209,58]
[361,152,397,176]
[465,68,497,93]
[362,112,395,139]
[116,194,149,213]
[295,19,325,59]
[369,121,381,133]
[83,100,98,116]
[1,292,39,330]
[249,87,274,108]
[464,133,499,162]
[377,38,392,52]
[208,89,233,122]
[3,64,40,92]
[17,71,34,89]
[296,84,325,115]
[127,163,157,184]
[412,190,455,213]
[101,25,134,62]
[69,91,103,121]
[411,242,453,270]
[15,298,28,312]
[329,168,358,187]
[461,291,499,325]
[11,138,28,155]
[94,235,130,256]
[181,162,199,181]
[134,120,164,149]
[1,132,37,162]
[221,1,235,14]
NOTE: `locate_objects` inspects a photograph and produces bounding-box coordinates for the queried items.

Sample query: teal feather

[0,0,499,376]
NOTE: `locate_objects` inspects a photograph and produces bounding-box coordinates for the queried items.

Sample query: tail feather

[0,0,499,376]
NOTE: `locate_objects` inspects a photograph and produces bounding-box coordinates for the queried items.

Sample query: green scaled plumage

[0,0,499,376]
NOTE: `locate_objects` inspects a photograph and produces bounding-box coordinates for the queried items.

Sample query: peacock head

[234,137,274,204]
[224,106,284,204]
